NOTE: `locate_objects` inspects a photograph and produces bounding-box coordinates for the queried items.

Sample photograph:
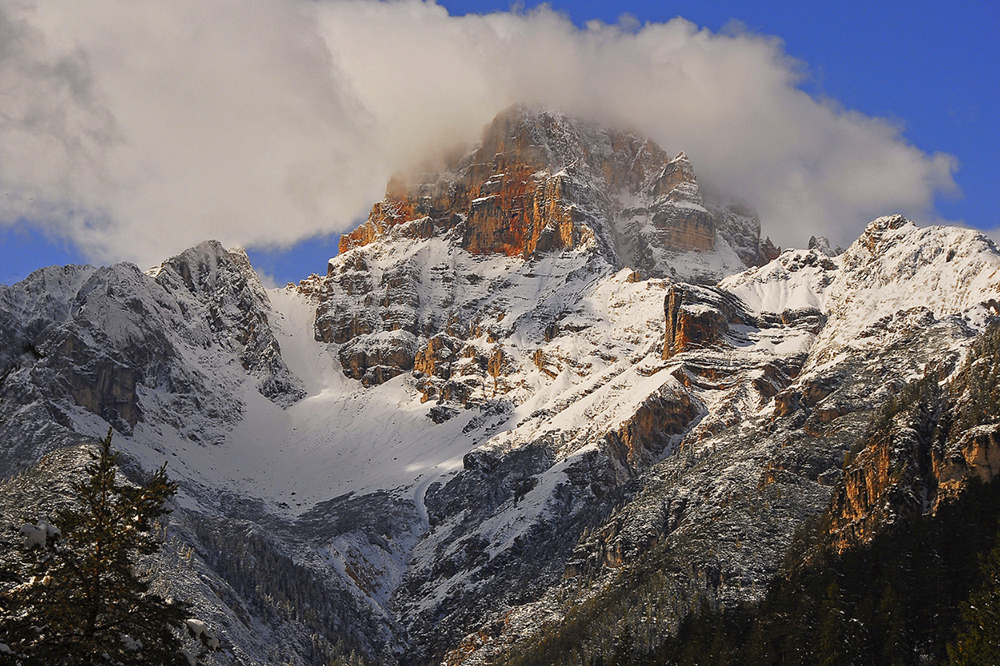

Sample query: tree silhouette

[949,537,1000,665]
[0,429,206,665]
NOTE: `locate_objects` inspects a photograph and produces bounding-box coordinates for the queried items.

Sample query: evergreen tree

[948,538,1000,665]
[0,429,202,665]
[875,583,907,666]
[816,582,851,666]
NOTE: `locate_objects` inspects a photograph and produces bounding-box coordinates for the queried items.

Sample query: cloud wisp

[0,0,958,268]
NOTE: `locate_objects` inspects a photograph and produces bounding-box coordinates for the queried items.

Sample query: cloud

[0,0,958,267]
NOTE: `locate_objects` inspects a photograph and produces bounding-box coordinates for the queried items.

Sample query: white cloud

[0,0,958,267]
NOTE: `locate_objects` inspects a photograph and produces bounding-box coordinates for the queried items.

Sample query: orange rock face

[826,406,1000,552]
[463,165,576,257]
[603,386,700,476]
[935,424,1000,492]
[413,334,459,380]
[827,433,906,549]
[339,110,585,259]
[334,106,726,263]
[662,285,730,359]
[338,199,433,254]
[651,209,715,253]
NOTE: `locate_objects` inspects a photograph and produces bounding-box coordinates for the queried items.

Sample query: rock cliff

[338,106,756,267]
[0,243,304,473]
[440,217,1000,665]
[317,106,762,388]
[827,319,1000,551]
[2,109,1000,666]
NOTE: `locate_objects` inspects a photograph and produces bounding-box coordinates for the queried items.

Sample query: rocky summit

[313,106,767,389]
[339,105,766,272]
[2,107,1000,665]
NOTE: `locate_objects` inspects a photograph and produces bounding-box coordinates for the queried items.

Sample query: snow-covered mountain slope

[272,211,1000,666]
[0,242,301,473]
[3,104,1000,666]
[0,243,422,662]
[722,215,1000,365]
[1,229,710,663]
[438,217,1000,665]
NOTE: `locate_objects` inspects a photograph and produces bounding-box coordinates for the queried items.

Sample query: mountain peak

[6,193,1000,664]
[867,213,910,232]
[337,105,762,278]
[152,240,259,296]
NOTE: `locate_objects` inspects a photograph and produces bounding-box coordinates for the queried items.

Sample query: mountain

[311,105,767,390]
[2,107,999,665]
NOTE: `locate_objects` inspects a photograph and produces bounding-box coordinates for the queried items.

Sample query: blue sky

[1,1,996,286]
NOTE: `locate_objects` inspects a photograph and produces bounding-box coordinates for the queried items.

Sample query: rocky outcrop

[53,331,143,430]
[414,334,463,380]
[936,425,1000,491]
[339,106,734,264]
[314,255,424,383]
[316,106,771,387]
[627,151,715,254]
[153,242,305,407]
[0,241,305,473]
[338,331,418,387]
[827,414,935,550]
[603,384,701,475]
[855,213,909,256]
[759,236,782,264]
[463,168,579,257]
[662,284,750,358]
[338,107,596,260]
[314,254,377,344]
[663,286,728,359]
[826,322,1000,551]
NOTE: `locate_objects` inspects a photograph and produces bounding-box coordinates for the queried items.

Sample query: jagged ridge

[2,111,1000,666]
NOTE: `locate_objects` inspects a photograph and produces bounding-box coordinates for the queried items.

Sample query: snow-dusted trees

[949,539,1000,665]
[0,429,208,665]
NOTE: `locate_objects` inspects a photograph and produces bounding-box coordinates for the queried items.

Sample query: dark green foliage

[948,539,1000,665]
[871,371,943,437]
[643,479,1000,666]
[0,430,200,665]
[186,514,376,665]
[845,370,943,468]
[501,552,695,666]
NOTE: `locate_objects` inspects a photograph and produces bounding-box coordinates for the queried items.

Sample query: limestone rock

[937,424,1000,490]
[603,384,701,476]
[314,106,772,388]
[336,105,762,273]
[338,331,418,387]
[662,284,748,358]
